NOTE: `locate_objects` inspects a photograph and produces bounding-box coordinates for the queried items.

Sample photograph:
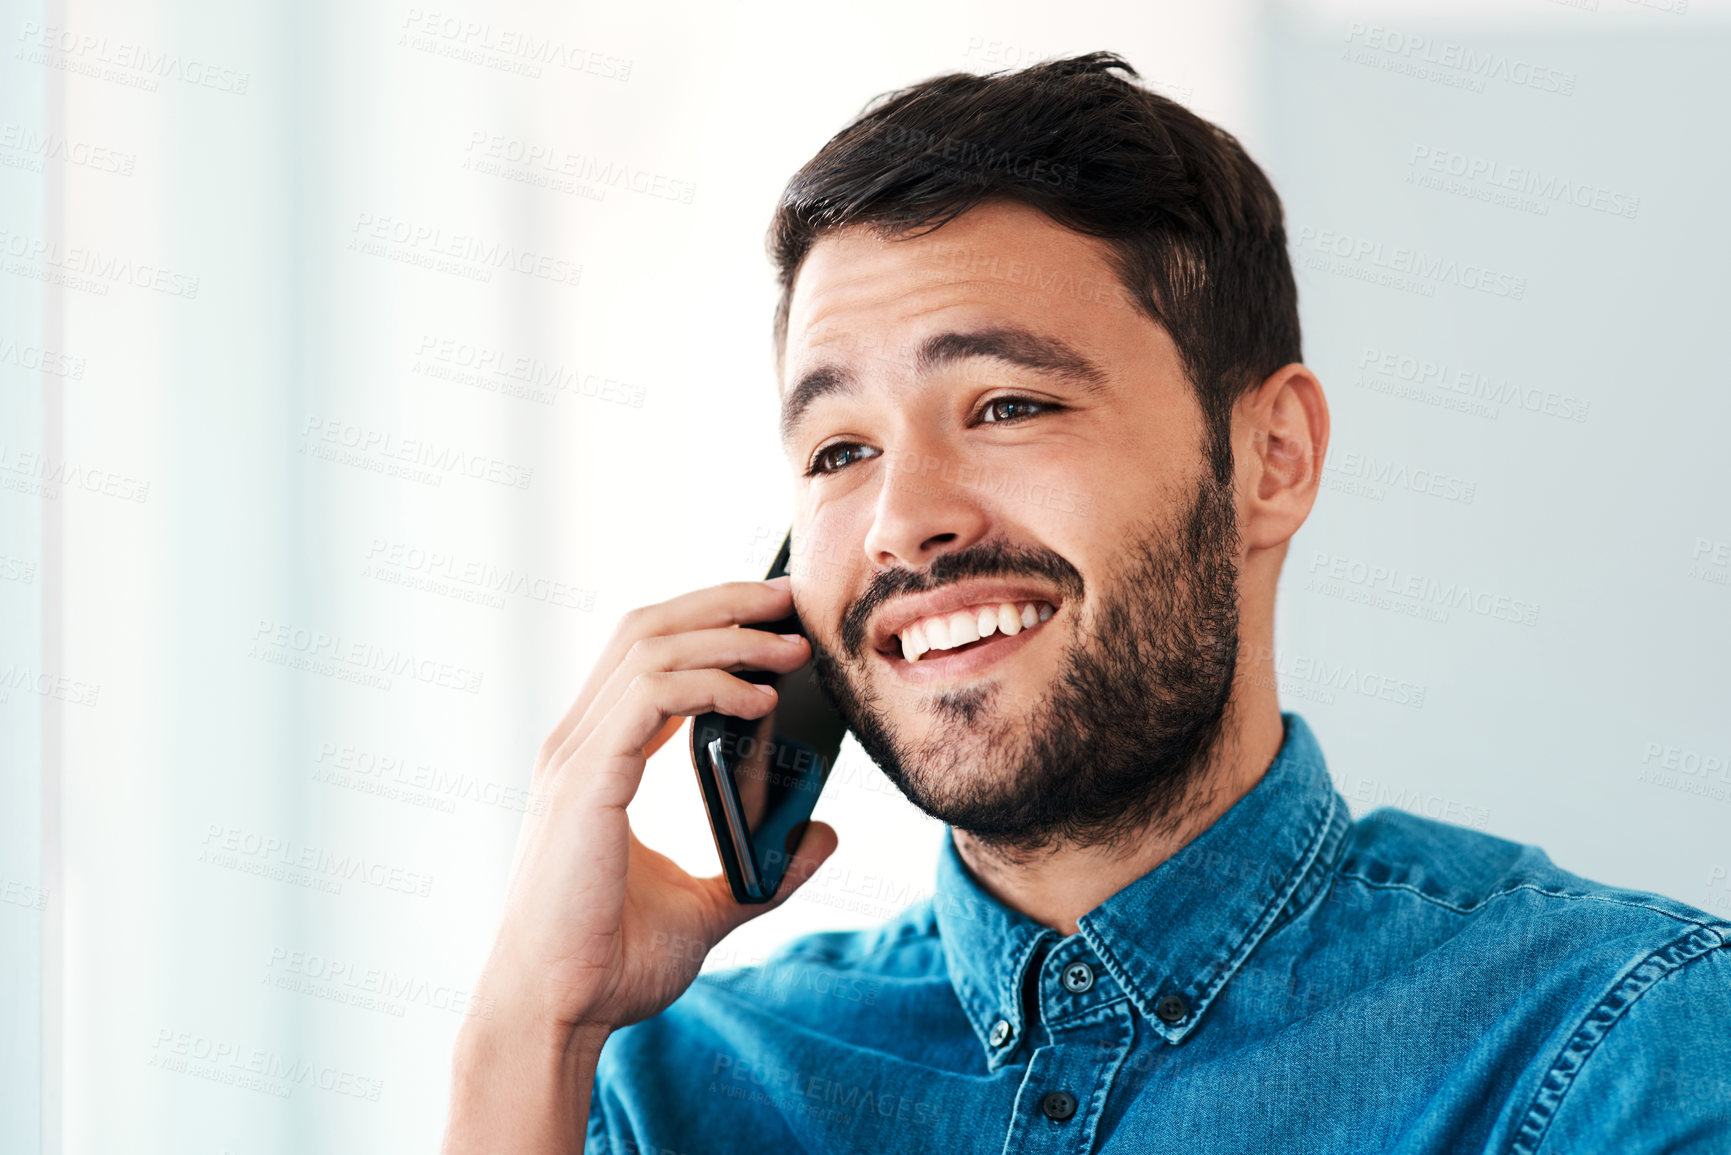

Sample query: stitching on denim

[1077,1002,1135,1151]
[1268,800,1354,937]
[1080,785,1341,1040]
[1043,991,1133,1030]
[1192,789,1344,1012]
[1081,930,1160,1034]
[1275,856,1348,933]
[1504,929,1728,1155]
[1333,872,1731,930]
[941,953,992,1045]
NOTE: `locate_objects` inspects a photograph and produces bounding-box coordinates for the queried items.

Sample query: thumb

[765,820,839,910]
[702,820,839,941]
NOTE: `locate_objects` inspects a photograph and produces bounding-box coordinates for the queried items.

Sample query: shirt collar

[933,712,1349,1066]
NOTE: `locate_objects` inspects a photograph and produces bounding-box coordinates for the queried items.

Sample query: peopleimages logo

[463,131,695,204]
[347,212,582,287]
[1305,550,1541,627]
[1342,23,1577,96]
[0,446,150,502]
[1322,447,1477,505]
[248,617,485,694]
[0,123,136,175]
[397,9,632,81]
[1355,346,1590,424]
[15,21,252,94]
[1406,146,1640,220]
[147,1029,382,1102]
[300,415,534,490]
[0,338,86,378]
[1293,226,1527,300]
[411,335,646,409]
[0,228,199,298]
[199,823,435,898]
[876,123,1077,190]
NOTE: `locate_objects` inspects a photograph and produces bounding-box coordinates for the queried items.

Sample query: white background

[2,0,1727,1150]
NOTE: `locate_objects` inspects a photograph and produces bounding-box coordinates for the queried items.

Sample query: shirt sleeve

[1530,938,1731,1153]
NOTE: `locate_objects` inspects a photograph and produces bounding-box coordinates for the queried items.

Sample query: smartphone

[689,531,850,904]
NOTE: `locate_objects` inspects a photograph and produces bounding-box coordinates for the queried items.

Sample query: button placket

[999,1000,1135,1154]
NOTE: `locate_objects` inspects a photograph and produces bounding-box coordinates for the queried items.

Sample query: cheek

[794,507,869,599]
[981,440,1117,527]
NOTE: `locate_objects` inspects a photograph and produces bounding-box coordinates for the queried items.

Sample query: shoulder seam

[1504,925,1729,1155]
[1334,870,1726,930]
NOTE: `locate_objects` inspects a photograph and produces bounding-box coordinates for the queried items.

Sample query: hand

[475,577,840,1041]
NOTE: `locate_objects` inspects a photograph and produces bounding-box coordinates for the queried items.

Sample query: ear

[1233,363,1330,553]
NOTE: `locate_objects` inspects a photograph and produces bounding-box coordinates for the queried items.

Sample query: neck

[950,680,1285,936]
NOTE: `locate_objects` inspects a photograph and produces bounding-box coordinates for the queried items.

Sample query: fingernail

[780,633,805,644]
[765,575,791,589]
[755,683,778,696]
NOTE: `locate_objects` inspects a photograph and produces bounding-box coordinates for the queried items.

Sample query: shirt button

[1041,1090,1078,1121]
[1156,993,1190,1024]
[988,1019,1013,1048]
[1061,962,1095,994]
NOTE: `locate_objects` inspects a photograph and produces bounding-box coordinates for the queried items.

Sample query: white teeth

[895,599,1058,661]
[947,610,980,646]
[924,615,950,649]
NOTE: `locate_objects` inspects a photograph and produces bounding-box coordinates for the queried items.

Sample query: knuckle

[623,634,664,667]
[615,604,654,639]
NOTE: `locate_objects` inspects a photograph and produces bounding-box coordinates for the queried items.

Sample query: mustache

[837,538,1087,659]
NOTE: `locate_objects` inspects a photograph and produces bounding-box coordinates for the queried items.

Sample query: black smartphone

[689,530,850,904]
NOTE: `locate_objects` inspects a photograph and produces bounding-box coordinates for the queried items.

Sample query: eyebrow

[779,326,1109,448]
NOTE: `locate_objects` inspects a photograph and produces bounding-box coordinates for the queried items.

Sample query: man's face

[778,200,1243,855]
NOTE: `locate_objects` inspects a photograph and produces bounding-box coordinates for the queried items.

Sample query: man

[443,53,1731,1153]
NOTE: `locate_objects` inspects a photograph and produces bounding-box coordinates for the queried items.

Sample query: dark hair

[767,51,1300,483]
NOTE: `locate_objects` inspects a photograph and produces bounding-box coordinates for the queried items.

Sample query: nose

[861,442,992,571]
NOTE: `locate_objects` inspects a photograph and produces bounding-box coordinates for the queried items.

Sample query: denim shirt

[588,713,1731,1153]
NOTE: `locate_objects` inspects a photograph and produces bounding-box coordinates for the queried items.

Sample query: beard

[806,465,1242,859]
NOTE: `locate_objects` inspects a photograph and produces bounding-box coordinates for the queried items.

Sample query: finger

[566,668,781,809]
[703,820,840,942]
[548,626,810,775]
[536,580,794,776]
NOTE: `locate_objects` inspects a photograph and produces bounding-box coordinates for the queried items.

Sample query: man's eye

[980,396,1052,423]
[806,442,881,477]
[805,399,1053,477]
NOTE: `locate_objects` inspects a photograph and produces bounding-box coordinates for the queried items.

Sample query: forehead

[782,200,1144,382]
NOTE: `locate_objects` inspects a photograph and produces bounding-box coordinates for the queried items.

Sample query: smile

[896,600,1056,662]
[877,600,1061,681]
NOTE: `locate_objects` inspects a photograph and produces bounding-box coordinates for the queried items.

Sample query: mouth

[873,596,1061,681]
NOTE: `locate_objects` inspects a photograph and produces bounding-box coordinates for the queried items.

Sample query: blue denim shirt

[589,713,1731,1153]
